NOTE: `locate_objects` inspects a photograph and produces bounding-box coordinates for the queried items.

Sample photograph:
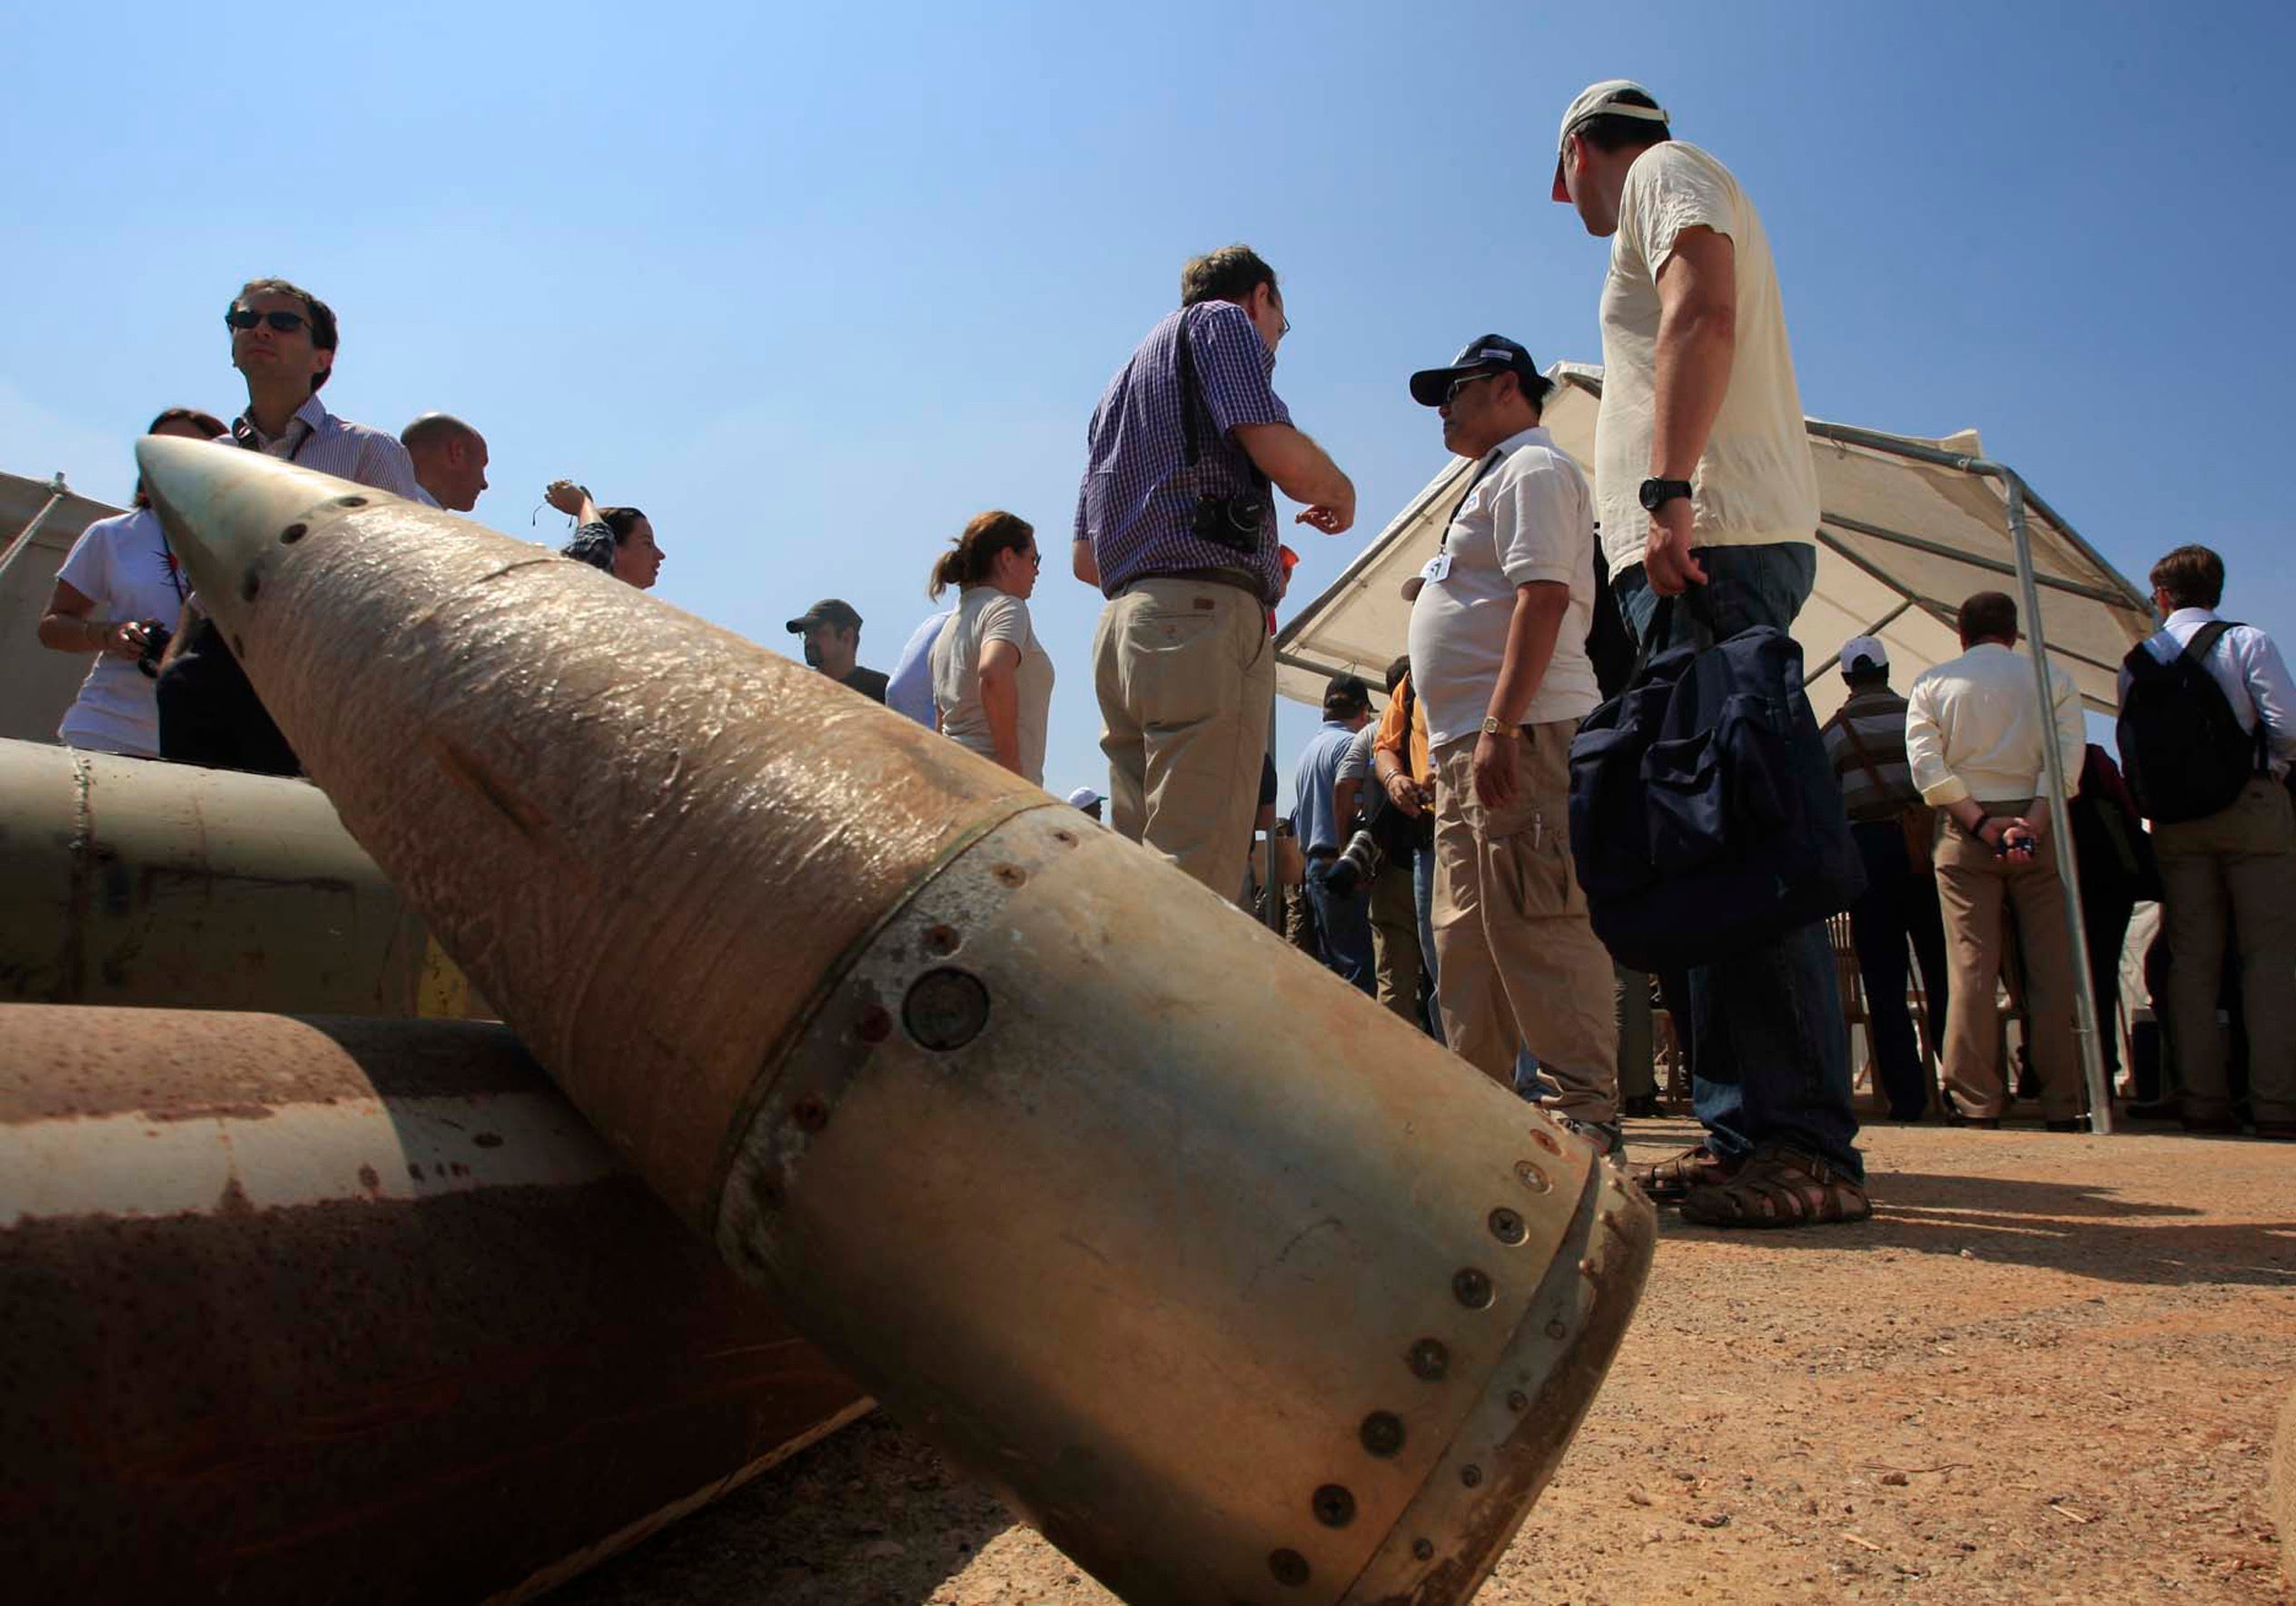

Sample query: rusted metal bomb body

[0,1004,866,1603]
[0,736,479,1016]
[138,438,1655,1605]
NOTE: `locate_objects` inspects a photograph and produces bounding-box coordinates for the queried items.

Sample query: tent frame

[1275,408,2140,1134]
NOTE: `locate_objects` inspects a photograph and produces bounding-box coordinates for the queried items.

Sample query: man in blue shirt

[1073,245,1355,897]
[1292,675,1377,993]
[2125,544,2296,1137]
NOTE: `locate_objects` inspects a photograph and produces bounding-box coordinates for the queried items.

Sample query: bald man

[401,412,490,512]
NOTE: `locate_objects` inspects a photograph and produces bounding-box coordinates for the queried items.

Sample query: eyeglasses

[225,308,309,333]
[1443,371,1502,405]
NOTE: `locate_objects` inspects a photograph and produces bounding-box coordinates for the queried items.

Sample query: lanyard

[1436,449,1505,554]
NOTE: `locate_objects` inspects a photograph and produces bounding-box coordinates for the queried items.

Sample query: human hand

[1383,771,1425,818]
[100,620,149,660]
[1642,498,1708,596]
[1295,502,1352,535]
[1471,730,1516,809]
[543,480,589,517]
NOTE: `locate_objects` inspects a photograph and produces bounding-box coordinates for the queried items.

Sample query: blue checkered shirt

[1074,302,1292,601]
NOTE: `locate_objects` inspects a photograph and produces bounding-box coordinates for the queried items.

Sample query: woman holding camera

[37,407,228,758]
[928,511,1053,784]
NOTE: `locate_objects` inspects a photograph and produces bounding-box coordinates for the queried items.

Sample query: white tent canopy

[1274,364,2153,724]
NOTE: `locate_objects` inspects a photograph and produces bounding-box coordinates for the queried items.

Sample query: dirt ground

[556,1120,2295,1605]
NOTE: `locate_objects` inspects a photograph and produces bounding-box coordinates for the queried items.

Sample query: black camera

[1319,828,1384,898]
[1192,491,1267,556]
[134,620,173,679]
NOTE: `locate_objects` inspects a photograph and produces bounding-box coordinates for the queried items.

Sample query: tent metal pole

[1992,467,2115,1134]
[1821,513,2146,610]
[0,473,70,584]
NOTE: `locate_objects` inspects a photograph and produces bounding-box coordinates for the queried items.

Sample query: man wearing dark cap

[1403,334,1620,1152]
[787,599,888,703]
[1292,672,1378,994]
[1554,79,1866,1223]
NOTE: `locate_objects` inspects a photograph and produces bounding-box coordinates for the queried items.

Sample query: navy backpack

[1567,596,1865,972]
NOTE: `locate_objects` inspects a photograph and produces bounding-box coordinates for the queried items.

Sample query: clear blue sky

[8,1,2292,808]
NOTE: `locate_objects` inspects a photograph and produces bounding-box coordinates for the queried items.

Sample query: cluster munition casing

[134,437,1656,1605]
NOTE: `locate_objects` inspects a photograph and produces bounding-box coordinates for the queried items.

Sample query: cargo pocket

[1496,818,1587,923]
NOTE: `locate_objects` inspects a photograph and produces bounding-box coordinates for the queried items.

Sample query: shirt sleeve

[1189,303,1292,438]
[975,595,1028,652]
[1373,681,1410,761]
[54,519,111,600]
[2240,628,2296,775]
[358,435,431,503]
[1622,144,1736,276]
[1492,452,1587,589]
[2052,667,2086,798]
[1903,679,1965,806]
[1336,726,1377,784]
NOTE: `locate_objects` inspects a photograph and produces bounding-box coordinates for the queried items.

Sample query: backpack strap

[1836,707,1895,801]
[2178,620,2270,776]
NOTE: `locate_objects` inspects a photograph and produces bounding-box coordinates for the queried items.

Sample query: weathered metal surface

[0,736,448,1015]
[0,1004,868,1604]
[137,437,1657,1606]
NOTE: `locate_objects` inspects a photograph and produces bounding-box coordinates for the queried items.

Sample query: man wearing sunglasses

[1401,335,1620,1155]
[155,278,428,775]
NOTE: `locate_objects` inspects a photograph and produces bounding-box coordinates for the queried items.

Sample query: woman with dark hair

[544,479,664,590]
[37,407,228,756]
[928,511,1052,783]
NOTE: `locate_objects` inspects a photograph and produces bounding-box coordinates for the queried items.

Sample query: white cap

[1551,79,1670,200]
[1840,636,1888,676]
[1065,786,1103,809]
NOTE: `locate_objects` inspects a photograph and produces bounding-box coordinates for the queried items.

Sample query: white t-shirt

[1406,426,1601,749]
[53,505,189,757]
[1594,141,1819,575]
[933,586,1054,785]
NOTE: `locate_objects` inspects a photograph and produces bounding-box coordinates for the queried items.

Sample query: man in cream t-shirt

[1553,78,1865,1226]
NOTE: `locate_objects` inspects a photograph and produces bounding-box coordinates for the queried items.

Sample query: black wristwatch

[1638,476,1694,512]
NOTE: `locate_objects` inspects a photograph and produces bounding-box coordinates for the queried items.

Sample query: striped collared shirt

[229,394,433,506]
[1074,301,1292,602]
[1821,687,1922,821]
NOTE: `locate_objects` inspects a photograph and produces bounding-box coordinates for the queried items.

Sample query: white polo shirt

[1406,425,1600,748]
[53,505,189,757]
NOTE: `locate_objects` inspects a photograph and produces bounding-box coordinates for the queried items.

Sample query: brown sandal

[1678,1146,1871,1229]
[1629,1145,1742,1202]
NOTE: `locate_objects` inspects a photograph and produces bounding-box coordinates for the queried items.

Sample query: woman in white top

[37,407,229,757]
[928,511,1054,785]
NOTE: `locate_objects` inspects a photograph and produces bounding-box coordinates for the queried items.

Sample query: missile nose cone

[134,434,375,618]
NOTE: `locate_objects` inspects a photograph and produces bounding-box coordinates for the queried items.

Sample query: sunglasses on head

[225,308,309,333]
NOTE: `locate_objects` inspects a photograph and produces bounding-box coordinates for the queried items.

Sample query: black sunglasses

[225,308,309,333]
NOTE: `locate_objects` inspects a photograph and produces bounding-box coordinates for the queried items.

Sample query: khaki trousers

[1430,723,1618,1124]
[1092,579,1272,899]
[2154,778,2296,1125]
[1369,858,1423,1022]
[1933,807,2082,1121]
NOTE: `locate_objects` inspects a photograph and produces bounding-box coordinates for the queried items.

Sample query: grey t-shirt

[932,586,1054,785]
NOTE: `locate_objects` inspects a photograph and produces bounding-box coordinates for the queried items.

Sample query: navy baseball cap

[1409,336,1551,407]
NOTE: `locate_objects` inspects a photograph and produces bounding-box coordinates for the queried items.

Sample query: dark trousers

[154,619,300,778]
[1847,820,1951,1119]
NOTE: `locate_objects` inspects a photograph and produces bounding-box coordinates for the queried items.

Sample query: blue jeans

[1412,843,1444,1042]
[1309,869,1377,996]
[1612,544,1864,1180]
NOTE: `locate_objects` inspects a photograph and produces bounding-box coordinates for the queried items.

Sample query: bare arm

[1072,537,1101,589]
[1641,225,1737,595]
[1333,775,1361,830]
[1233,422,1355,535]
[38,579,147,659]
[976,638,1023,775]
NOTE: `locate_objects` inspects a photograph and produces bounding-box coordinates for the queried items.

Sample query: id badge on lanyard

[1419,450,1502,592]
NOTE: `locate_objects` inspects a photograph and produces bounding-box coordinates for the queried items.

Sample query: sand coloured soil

[558,1120,2295,1605]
